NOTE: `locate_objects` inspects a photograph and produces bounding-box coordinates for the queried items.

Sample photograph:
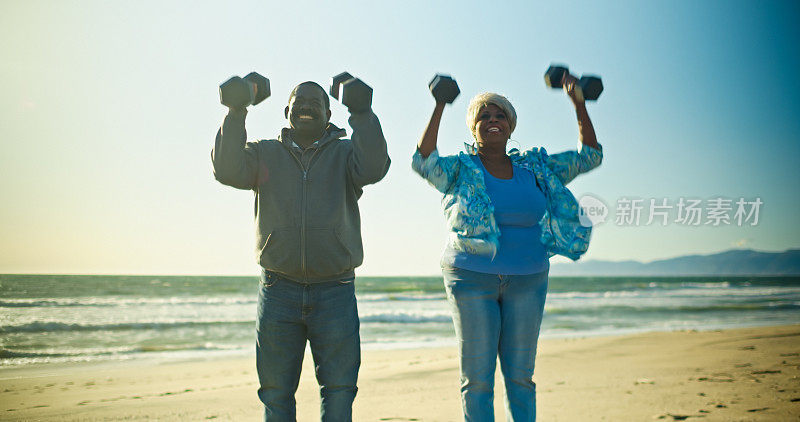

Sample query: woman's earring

[464,142,478,155]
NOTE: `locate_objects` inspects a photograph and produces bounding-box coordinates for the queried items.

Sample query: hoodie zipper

[281,141,325,282]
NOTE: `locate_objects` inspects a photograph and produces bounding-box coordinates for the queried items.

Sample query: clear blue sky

[1,0,798,275]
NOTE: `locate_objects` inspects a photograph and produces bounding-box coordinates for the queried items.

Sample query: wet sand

[2,325,799,421]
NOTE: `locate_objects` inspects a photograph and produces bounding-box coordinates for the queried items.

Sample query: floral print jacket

[411,142,603,260]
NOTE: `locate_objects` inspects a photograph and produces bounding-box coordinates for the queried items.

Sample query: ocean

[1,274,799,367]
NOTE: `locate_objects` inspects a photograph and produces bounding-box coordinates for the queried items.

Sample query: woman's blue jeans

[442,266,549,422]
[256,270,360,422]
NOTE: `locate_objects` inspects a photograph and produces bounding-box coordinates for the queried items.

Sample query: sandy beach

[2,324,798,421]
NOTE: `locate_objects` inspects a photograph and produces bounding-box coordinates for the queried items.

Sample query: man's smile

[294,109,319,122]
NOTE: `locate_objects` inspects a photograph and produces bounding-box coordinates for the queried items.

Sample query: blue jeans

[442,266,549,422]
[256,270,360,421]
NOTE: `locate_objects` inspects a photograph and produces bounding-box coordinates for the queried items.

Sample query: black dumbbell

[544,65,603,101]
[429,74,460,104]
[330,72,372,113]
[219,72,270,109]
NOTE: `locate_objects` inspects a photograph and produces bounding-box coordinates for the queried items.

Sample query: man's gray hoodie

[212,108,390,283]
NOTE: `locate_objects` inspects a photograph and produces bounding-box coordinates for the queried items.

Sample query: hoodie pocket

[305,228,352,278]
[258,228,301,276]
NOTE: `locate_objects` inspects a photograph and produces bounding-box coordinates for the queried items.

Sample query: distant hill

[549,249,800,276]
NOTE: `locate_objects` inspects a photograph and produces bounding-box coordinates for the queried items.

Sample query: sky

[1,0,798,276]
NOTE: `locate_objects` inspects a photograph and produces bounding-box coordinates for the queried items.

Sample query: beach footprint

[654,413,706,420]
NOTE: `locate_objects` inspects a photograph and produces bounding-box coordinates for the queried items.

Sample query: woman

[411,73,603,421]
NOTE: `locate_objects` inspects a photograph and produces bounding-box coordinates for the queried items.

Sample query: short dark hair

[289,81,330,109]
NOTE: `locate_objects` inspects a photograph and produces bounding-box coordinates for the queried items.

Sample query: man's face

[285,84,331,136]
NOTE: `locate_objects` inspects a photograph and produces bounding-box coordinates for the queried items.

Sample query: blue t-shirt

[442,155,549,275]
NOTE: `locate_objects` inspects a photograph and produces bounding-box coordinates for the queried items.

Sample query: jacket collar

[279,123,347,149]
[463,142,549,194]
[463,141,524,158]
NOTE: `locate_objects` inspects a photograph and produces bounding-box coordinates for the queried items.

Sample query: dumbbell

[429,74,460,104]
[219,72,270,109]
[330,72,372,113]
[544,65,603,101]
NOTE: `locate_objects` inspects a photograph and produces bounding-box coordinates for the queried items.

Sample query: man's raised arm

[347,109,390,187]
[211,107,259,190]
[212,73,271,190]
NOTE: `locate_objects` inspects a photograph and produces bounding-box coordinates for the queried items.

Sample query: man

[212,79,390,421]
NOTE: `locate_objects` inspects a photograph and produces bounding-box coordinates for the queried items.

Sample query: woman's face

[474,104,511,150]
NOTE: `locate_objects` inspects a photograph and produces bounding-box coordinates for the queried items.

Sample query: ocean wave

[357,293,447,302]
[633,281,734,289]
[0,319,253,334]
[549,286,800,300]
[679,281,731,288]
[0,343,245,365]
[0,349,87,359]
[360,312,452,324]
[544,302,800,315]
[6,287,797,308]
[0,296,256,308]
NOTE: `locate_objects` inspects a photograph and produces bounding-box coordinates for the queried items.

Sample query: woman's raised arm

[417,102,446,158]
[562,73,599,150]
